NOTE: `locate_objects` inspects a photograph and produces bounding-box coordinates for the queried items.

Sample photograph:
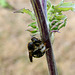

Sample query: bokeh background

[0,0,75,75]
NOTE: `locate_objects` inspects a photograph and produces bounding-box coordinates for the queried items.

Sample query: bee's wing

[29,52,33,62]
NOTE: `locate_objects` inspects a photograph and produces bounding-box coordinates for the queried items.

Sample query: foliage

[15,0,75,35]
[0,0,14,9]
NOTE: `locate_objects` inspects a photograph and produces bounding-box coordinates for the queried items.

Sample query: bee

[28,37,47,62]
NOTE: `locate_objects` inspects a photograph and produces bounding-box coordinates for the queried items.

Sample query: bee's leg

[44,43,46,46]
[29,51,33,62]
[43,43,49,52]
[45,48,49,52]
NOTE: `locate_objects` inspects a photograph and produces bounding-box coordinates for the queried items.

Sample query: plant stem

[30,0,58,75]
[42,0,47,19]
[41,1,58,75]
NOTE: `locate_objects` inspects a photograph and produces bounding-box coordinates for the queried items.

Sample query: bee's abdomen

[32,49,44,58]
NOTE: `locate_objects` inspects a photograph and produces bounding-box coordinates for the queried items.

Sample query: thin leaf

[56,15,66,20]
[14,8,36,20]
[0,0,14,9]
[28,22,37,29]
[59,18,67,29]
[27,29,38,33]
[55,2,75,12]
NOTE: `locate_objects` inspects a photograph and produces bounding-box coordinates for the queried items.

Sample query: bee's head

[31,37,42,46]
[28,42,34,51]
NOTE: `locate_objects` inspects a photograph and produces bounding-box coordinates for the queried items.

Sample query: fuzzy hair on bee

[28,37,47,62]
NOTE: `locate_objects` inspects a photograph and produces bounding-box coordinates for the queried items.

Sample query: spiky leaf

[28,22,37,29]
[55,1,75,12]
[14,8,36,20]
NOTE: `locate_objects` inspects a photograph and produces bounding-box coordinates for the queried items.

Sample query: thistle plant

[15,0,75,75]
[15,0,75,36]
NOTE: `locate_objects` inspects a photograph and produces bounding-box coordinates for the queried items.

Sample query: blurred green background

[0,0,75,75]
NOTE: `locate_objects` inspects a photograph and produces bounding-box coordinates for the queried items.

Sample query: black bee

[28,37,47,62]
